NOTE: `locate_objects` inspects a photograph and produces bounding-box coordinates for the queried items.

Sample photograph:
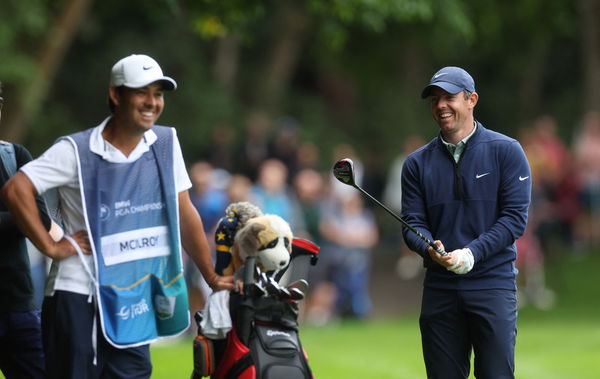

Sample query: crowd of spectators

[28,111,600,322]
[186,113,380,324]
[513,112,600,309]
[187,111,600,321]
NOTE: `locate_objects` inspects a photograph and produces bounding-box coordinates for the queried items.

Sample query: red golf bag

[192,238,319,379]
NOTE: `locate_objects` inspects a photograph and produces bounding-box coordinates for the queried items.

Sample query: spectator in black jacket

[0,81,53,378]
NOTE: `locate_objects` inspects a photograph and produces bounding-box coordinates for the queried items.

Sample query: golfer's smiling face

[428,86,477,142]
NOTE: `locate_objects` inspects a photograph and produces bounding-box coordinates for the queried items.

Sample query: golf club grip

[415,230,448,256]
[354,185,448,256]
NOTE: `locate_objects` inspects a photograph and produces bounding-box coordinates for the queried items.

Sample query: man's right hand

[427,240,454,268]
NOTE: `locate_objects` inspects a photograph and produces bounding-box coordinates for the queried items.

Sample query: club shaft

[353,184,447,256]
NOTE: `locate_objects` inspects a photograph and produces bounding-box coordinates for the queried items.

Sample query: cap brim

[421,82,464,99]
[157,77,177,91]
[122,77,177,91]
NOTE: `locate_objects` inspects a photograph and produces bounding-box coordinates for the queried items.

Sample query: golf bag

[192,238,319,379]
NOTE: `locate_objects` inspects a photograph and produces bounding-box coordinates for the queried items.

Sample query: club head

[288,287,305,301]
[287,279,309,294]
[332,158,356,187]
[278,287,291,300]
[260,272,269,286]
[265,278,280,297]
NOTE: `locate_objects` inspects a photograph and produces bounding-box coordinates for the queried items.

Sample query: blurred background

[2,0,600,369]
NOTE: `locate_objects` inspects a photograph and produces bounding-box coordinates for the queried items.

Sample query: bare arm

[1,172,89,259]
[179,190,234,291]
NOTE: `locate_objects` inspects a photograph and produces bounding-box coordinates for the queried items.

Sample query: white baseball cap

[109,54,177,90]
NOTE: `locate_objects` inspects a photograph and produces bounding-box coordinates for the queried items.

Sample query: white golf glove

[447,248,474,275]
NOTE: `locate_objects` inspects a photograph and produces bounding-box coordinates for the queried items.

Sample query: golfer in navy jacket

[401,67,531,378]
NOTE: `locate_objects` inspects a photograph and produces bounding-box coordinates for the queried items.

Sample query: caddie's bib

[65,125,189,347]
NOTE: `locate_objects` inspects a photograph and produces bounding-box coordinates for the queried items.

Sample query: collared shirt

[91,117,157,163]
[21,117,191,296]
[441,123,477,163]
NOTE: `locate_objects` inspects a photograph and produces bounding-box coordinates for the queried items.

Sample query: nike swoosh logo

[143,65,154,70]
[519,176,529,181]
[434,72,447,79]
[476,172,490,179]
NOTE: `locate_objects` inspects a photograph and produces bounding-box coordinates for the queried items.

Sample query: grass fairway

[150,313,600,378]
[2,251,595,379]
[148,251,600,378]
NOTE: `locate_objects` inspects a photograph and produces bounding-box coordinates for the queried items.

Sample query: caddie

[1,54,234,379]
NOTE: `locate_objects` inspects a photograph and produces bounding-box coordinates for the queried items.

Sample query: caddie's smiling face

[112,82,164,132]
[428,86,477,142]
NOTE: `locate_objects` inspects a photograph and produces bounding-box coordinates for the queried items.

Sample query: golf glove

[447,248,474,275]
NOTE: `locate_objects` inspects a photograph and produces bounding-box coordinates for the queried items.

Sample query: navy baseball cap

[421,66,475,99]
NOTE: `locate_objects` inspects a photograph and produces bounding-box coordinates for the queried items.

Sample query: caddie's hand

[446,248,474,275]
[47,230,91,259]
[427,240,453,267]
[208,273,235,292]
[234,278,245,294]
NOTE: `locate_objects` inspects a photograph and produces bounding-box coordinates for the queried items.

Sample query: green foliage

[307,0,472,51]
[0,0,586,171]
[0,0,50,84]
[187,0,267,42]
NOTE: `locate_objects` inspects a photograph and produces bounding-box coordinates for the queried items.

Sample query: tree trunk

[1,0,94,142]
[255,0,310,113]
[581,0,600,112]
[214,35,240,93]
[518,40,547,122]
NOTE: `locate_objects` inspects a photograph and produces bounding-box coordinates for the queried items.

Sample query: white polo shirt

[21,117,192,296]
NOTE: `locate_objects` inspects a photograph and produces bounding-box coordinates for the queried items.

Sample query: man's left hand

[208,274,235,291]
[446,248,474,275]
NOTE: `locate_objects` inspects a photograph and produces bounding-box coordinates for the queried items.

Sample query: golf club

[249,282,267,297]
[288,288,305,301]
[287,279,309,292]
[332,158,447,256]
[265,275,282,297]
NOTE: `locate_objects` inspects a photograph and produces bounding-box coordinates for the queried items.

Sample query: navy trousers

[42,291,152,379]
[419,287,517,379]
[0,310,45,379]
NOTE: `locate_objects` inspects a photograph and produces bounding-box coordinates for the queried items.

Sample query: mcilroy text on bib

[101,226,170,266]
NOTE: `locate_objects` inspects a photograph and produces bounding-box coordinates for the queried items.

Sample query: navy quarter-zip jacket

[401,122,532,290]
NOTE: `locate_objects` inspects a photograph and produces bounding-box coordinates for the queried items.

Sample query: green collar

[441,123,477,163]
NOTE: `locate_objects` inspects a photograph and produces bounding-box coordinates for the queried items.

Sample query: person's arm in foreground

[1,172,89,259]
[179,190,234,291]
